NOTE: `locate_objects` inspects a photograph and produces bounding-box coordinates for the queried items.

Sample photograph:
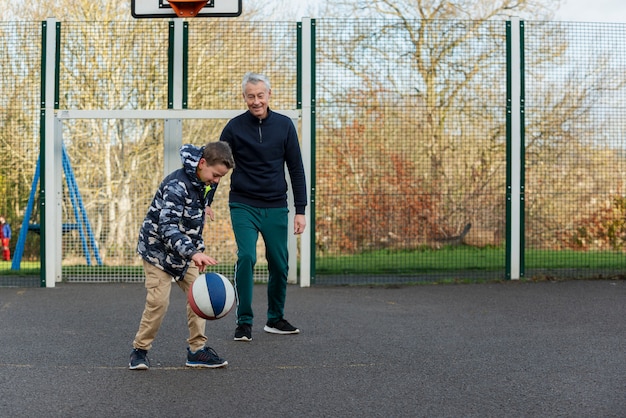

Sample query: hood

[179,144,203,188]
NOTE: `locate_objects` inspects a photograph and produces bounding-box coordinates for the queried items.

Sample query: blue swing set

[11,144,102,269]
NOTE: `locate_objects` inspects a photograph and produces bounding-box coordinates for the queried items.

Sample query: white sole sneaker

[185,360,228,368]
[263,325,300,334]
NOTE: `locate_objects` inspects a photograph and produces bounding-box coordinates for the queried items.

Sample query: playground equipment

[11,144,102,270]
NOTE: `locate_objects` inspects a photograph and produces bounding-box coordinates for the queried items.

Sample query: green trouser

[230,202,289,326]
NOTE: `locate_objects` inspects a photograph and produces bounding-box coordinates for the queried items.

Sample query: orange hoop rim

[167,0,209,17]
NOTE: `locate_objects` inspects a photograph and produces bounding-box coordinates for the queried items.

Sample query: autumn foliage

[565,195,626,251]
[316,120,443,253]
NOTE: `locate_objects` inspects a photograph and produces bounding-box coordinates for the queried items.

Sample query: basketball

[188,273,235,320]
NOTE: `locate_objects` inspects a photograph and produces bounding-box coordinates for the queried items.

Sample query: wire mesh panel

[186,21,299,282]
[187,21,298,110]
[4,18,626,287]
[524,22,626,279]
[0,22,42,287]
[314,19,508,285]
[58,21,170,282]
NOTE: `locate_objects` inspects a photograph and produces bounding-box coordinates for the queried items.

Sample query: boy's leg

[176,265,207,352]
[261,207,289,323]
[133,260,173,351]
[230,203,260,326]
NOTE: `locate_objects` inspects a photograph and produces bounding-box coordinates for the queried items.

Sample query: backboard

[131,0,242,18]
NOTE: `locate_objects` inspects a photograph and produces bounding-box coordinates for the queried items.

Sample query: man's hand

[294,214,306,235]
[191,252,217,273]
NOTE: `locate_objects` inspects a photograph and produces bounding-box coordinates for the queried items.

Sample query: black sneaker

[264,319,300,335]
[234,324,252,341]
[185,347,228,368]
[129,348,149,370]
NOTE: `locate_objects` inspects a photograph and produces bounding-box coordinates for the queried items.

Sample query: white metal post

[299,17,313,287]
[509,17,522,280]
[44,18,62,287]
[164,18,184,177]
[172,19,184,109]
[286,159,297,285]
[164,118,183,175]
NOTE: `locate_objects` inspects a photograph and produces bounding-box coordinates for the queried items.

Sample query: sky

[555,0,626,22]
[281,0,626,23]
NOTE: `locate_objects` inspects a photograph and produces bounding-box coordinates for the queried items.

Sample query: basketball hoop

[131,0,241,19]
[168,0,209,17]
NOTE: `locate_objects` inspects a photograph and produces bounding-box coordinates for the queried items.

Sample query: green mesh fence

[314,19,508,284]
[56,21,169,282]
[1,19,625,287]
[523,22,626,280]
[0,22,42,287]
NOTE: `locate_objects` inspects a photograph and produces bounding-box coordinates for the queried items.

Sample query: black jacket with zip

[220,108,307,214]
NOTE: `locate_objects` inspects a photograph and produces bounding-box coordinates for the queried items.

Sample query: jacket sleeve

[285,121,308,214]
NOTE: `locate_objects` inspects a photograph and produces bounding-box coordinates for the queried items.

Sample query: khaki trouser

[133,260,207,352]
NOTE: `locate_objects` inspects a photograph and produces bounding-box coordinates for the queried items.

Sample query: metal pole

[506,17,523,280]
[43,18,63,287]
[299,17,314,287]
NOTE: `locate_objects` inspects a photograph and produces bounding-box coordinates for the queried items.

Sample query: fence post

[506,18,525,280]
[41,18,63,287]
[165,19,186,177]
[299,17,315,287]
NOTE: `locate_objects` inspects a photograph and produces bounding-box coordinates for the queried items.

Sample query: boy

[129,141,234,370]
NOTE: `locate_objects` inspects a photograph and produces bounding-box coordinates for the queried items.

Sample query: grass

[0,261,267,277]
[1,246,624,278]
[0,260,40,275]
[314,246,626,275]
[315,246,505,275]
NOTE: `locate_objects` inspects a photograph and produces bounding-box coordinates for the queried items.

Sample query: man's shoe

[185,347,228,368]
[129,348,150,370]
[264,318,300,335]
[234,324,252,341]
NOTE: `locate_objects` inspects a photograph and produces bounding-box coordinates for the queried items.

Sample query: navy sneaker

[129,348,149,370]
[185,347,228,368]
[264,318,300,335]
[234,324,252,342]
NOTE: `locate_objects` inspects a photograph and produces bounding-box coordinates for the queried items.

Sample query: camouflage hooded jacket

[137,144,217,281]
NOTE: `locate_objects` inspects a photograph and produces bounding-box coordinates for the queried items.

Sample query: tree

[0,1,289,267]
[315,1,547,251]
[314,0,626,254]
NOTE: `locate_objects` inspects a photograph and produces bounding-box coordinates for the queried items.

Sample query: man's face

[196,160,229,185]
[243,81,271,119]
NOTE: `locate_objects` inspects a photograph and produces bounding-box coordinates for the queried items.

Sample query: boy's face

[243,81,271,119]
[196,159,230,185]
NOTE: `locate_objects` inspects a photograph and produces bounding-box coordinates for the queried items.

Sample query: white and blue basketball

[188,273,235,320]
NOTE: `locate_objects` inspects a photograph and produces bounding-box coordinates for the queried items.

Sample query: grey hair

[242,72,271,93]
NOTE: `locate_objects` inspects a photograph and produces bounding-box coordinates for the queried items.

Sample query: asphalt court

[0,279,624,417]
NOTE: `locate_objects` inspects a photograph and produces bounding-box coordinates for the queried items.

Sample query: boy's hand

[205,206,215,222]
[191,252,217,272]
